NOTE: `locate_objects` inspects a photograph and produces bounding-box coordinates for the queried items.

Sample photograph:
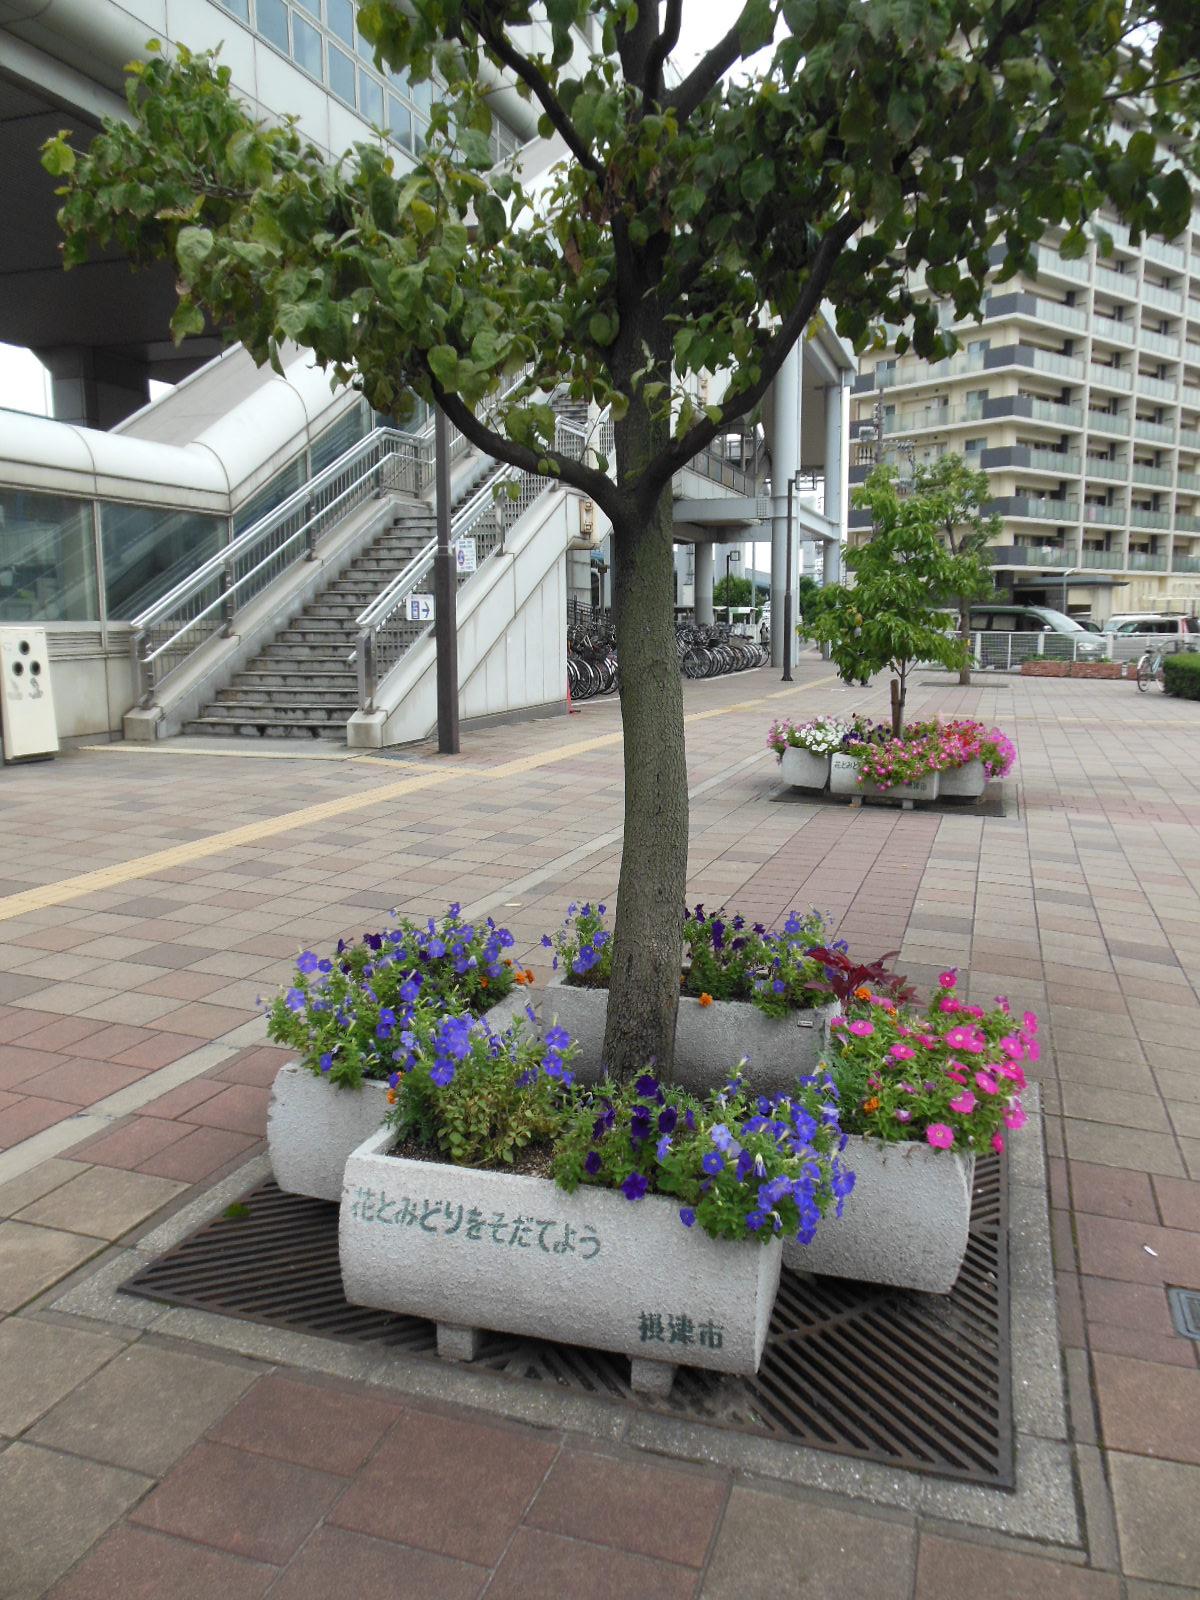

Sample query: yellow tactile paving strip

[0,675,838,923]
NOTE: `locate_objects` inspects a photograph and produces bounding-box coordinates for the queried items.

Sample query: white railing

[960,631,1197,671]
[353,413,614,711]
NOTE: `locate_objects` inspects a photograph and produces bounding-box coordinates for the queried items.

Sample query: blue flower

[621,1171,649,1201]
[572,945,600,974]
[498,929,515,948]
[540,934,553,948]
[543,1053,565,1081]
[545,1025,571,1052]
[399,977,421,1004]
[430,1060,455,1087]
[656,1134,672,1161]
[635,1073,660,1099]
[598,904,607,915]
[318,1052,333,1074]
[284,988,306,1013]
[679,1207,696,1228]
[295,952,318,974]
[427,938,446,958]
[772,978,787,995]
[657,1106,677,1135]
[584,1151,602,1175]
[702,1152,724,1175]
[710,1124,733,1151]
[711,918,726,951]
[746,1209,768,1231]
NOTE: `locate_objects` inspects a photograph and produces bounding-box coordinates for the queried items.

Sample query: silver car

[967,604,1108,661]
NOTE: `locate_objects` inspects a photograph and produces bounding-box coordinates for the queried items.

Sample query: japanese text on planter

[348,1187,601,1258]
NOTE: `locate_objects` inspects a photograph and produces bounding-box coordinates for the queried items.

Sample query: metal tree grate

[122,1156,1012,1488]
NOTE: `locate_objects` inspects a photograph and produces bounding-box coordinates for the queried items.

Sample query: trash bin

[0,626,58,762]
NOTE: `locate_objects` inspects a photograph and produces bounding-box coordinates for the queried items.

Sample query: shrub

[1163,653,1200,699]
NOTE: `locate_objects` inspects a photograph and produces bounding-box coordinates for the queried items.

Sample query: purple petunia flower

[679,1207,696,1228]
[620,1171,649,1201]
[584,1151,602,1175]
[702,1152,724,1175]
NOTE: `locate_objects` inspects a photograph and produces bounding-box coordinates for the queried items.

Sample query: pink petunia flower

[1003,1100,1027,1131]
[894,1108,913,1123]
[974,1070,999,1095]
[1022,1010,1038,1034]
[848,1019,875,1038]
[949,1091,976,1115]
[946,1068,968,1085]
[889,1044,916,1062]
[939,970,958,988]
[991,1132,1005,1154]
[926,1123,955,1149]
[1000,1035,1023,1060]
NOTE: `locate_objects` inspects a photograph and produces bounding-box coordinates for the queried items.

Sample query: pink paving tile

[265,1526,483,1600]
[132,1441,344,1566]
[70,1024,157,1062]
[1076,1213,1200,1288]
[14,1016,110,1052]
[183,1084,270,1137]
[1153,1175,1200,1232]
[136,1126,261,1181]
[14,1058,146,1106]
[485,1528,696,1600]
[1069,1162,1159,1225]
[148,1002,257,1040]
[44,1526,275,1600]
[0,1045,71,1092]
[71,1116,192,1170]
[0,1009,64,1044]
[213,1046,291,1087]
[139,1079,227,1120]
[0,1094,77,1147]
[111,1033,209,1071]
[138,971,234,1002]
[208,1375,402,1476]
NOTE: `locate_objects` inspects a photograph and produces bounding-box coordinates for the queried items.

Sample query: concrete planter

[780,746,830,789]
[267,991,528,1202]
[829,750,940,803]
[783,1134,975,1294]
[547,984,841,1097]
[938,759,986,798]
[340,1125,782,1392]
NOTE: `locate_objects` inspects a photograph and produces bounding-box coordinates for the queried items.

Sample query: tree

[909,457,999,686]
[41,1,1200,1077]
[803,467,986,734]
[713,574,753,613]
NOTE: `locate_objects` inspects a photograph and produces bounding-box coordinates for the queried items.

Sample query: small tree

[40,1,1200,1077]
[712,573,753,614]
[804,468,980,734]
[909,457,999,685]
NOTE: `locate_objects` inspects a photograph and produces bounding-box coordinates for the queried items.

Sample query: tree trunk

[600,477,688,1081]
[958,594,972,686]
[890,673,904,737]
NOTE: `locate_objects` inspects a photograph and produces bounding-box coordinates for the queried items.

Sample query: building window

[359,72,383,127]
[0,489,99,622]
[219,0,251,20]
[256,0,289,52]
[292,13,323,78]
[328,43,356,104]
[326,0,354,45]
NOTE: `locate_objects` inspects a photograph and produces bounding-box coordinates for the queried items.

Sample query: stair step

[182,716,347,741]
[198,698,350,722]
[214,687,356,707]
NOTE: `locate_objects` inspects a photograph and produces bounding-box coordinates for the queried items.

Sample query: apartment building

[850,132,1200,623]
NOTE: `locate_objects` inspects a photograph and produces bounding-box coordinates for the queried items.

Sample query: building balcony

[1140,328,1181,359]
[1088,411,1131,436]
[979,446,1080,475]
[1183,385,1200,410]
[1081,548,1123,569]
[1143,282,1185,314]
[1178,472,1200,492]
[1089,364,1133,392]
[991,495,1079,522]
[989,543,1079,567]
[1131,463,1173,486]
[1186,342,1200,368]
[1145,236,1187,271]
[1085,457,1128,480]
[1035,247,1090,283]
[1128,550,1169,570]
[1134,417,1177,444]
[1137,373,1178,401]
[1094,264,1137,298]
[1128,507,1171,530]
[983,291,1089,332]
[1082,503,1127,526]
[983,395,1084,429]
[1173,554,1200,571]
[1179,428,1200,450]
[1175,513,1200,533]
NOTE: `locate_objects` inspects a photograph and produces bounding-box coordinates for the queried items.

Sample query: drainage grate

[1168,1287,1200,1341]
[122,1156,1012,1488]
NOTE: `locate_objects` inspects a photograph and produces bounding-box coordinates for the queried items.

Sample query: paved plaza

[0,655,1198,1598]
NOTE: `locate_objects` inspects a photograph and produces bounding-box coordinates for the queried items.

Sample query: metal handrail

[353,411,613,712]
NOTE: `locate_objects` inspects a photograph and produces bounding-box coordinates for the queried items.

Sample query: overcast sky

[0,3,747,418]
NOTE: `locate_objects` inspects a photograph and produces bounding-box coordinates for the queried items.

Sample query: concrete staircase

[182,501,436,739]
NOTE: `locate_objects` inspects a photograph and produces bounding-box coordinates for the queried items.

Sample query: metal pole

[782,478,795,682]
[434,409,460,754]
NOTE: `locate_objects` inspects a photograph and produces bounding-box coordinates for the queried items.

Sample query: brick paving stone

[15,1058,147,1106]
[70,1116,191,1171]
[30,1344,258,1475]
[0,1221,105,1310]
[1093,1352,1200,1465]
[208,1374,401,1476]
[131,1439,343,1565]
[1063,1121,1185,1179]
[110,1032,209,1071]
[69,1024,157,1062]
[1069,1162,1160,1224]
[488,1527,696,1600]
[0,1044,70,1090]
[0,1443,152,1600]
[526,1448,727,1567]
[914,1535,1119,1599]
[213,1045,291,1086]
[1110,1454,1200,1585]
[14,1016,110,1052]
[330,1408,559,1565]
[133,1124,261,1181]
[147,1001,257,1038]
[702,1490,915,1600]
[267,1525,484,1600]
[138,1078,226,1120]
[44,1525,275,1600]
[182,1082,271,1136]
[0,1318,127,1437]
[1076,1213,1200,1288]
[1153,1175,1200,1231]
[0,1093,79,1146]
[16,1166,185,1241]
[0,1157,87,1217]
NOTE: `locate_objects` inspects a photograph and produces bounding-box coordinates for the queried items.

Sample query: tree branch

[667,1,767,123]
[463,6,605,181]
[644,0,684,104]
[428,375,622,520]
[640,212,859,502]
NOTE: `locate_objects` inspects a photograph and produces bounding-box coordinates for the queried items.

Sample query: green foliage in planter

[1162,653,1200,699]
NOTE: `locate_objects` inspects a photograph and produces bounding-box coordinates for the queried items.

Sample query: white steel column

[694,541,715,623]
[823,376,848,586]
[770,342,802,667]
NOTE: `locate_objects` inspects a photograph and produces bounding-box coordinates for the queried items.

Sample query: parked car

[966,604,1108,662]
[1101,613,1199,641]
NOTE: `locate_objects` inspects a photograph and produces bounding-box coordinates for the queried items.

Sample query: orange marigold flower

[854,985,873,1001]
[862,1096,881,1112]
[503,957,514,967]
[513,971,527,985]
[698,992,714,1007]
[524,968,535,984]
[480,977,489,988]
[386,1088,398,1105]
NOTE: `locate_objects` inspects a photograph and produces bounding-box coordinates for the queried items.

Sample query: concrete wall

[41,625,138,741]
[348,490,574,749]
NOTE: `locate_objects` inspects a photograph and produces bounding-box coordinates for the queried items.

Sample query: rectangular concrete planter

[340,1124,782,1390]
[546,984,841,1098]
[782,1134,975,1294]
[780,746,830,789]
[938,759,986,798]
[267,992,528,1203]
[830,750,940,803]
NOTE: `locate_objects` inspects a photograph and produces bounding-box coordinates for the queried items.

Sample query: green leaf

[458,128,493,169]
[739,159,774,205]
[40,134,75,176]
[169,299,206,342]
[588,312,617,346]
[175,225,214,277]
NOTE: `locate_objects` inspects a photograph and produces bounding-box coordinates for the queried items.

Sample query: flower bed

[542,903,844,1093]
[265,906,528,1200]
[768,715,846,789]
[771,713,1016,804]
[339,1029,854,1391]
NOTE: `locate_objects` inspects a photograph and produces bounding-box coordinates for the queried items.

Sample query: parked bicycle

[567,620,618,700]
[1135,648,1166,693]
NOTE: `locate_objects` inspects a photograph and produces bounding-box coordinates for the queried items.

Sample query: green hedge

[1162,653,1200,699]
